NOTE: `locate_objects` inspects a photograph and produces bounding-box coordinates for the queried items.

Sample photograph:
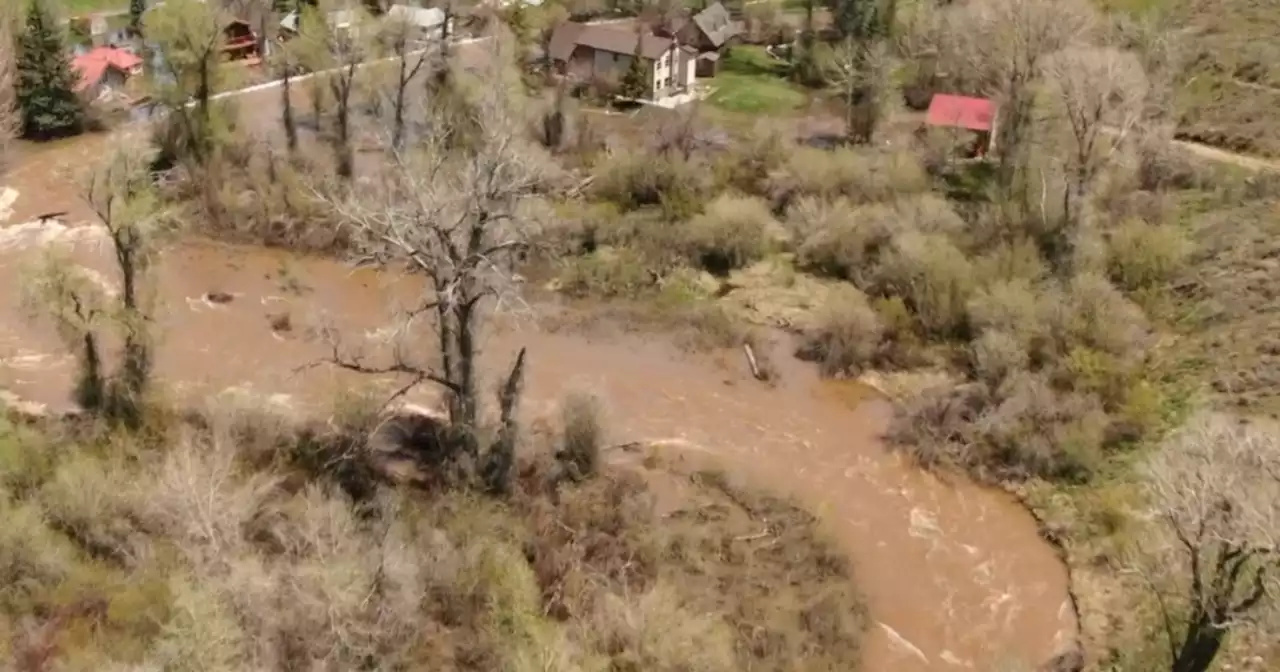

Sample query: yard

[60,0,129,16]
[707,45,808,115]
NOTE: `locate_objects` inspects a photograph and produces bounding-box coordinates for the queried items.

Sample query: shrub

[0,500,76,611]
[560,391,604,480]
[872,231,975,338]
[592,151,709,218]
[966,279,1049,357]
[791,199,897,282]
[1044,273,1152,361]
[975,373,1111,482]
[970,329,1029,387]
[893,193,966,237]
[684,194,776,274]
[558,247,656,299]
[796,287,884,377]
[0,419,59,498]
[592,584,737,672]
[892,373,1112,483]
[1105,218,1193,292]
[715,124,794,192]
[768,146,928,207]
[36,453,145,564]
[971,238,1049,287]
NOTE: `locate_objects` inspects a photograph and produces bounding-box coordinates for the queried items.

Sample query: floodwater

[0,157,1076,671]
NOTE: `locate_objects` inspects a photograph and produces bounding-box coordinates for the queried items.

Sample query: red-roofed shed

[72,46,144,99]
[924,94,998,157]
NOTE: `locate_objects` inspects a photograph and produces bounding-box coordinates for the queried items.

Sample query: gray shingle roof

[548,22,673,61]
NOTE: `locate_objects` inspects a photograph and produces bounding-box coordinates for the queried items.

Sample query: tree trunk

[482,347,527,493]
[1171,616,1227,672]
[195,61,211,163]
[334,69,353,179]
[282,66,297,152]
[75,332,104,411]
[393,56,408,150]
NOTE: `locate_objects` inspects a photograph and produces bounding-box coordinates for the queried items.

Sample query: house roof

[281,9,358,33]
[548,22,673,61]
[691,2,737,47]
[72,46,143,92]
[387,5,446,29]
[925,94,996,132]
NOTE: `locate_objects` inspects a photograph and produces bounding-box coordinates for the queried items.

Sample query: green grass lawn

[707,46,808,114]
[59,0,128,16]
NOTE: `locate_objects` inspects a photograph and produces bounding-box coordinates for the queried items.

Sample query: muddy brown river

[1,160,1075,670]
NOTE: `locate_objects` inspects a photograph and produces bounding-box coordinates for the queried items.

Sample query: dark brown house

[221,19,260,63]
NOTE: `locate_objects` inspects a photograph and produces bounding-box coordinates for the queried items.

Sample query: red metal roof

[925,94,996,132]
[72,47,144,92]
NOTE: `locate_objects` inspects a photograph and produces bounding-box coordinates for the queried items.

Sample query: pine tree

[129,0,146,36]
[15,0,84,140]
[618,30,650,101]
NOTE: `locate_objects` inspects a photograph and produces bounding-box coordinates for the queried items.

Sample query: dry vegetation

[0,396,865,670]
[9,0,1280,669]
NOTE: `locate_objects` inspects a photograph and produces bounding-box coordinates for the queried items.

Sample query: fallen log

[743,343,766,382]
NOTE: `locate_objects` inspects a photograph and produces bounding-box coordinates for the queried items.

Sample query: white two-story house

[548,22,697,102]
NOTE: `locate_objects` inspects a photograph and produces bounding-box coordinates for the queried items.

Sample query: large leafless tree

[317,33,552,492]
[824,38,893,145]
[1136,414,1280,672]
[1041,45,1147,273]
[943,0,1097,198]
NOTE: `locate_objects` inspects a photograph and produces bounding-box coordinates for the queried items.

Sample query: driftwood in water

[743,343,766,382]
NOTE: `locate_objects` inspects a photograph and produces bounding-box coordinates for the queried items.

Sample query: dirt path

[0,178,1076,670]
[1172,138,1280,172]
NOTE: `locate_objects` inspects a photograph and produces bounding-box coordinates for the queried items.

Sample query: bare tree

[85,144,169,422]
[824,37,893,145]
[297,4,370,178]
[1136,414,1280,672]
[273,30,301,152]
[945,0,1097,196]
[378,11,433,151]
[316,34,552,492]
[23,144,167,423]
[1041,45,1147,272]
[147,0,231,166]
[22,256,109,411]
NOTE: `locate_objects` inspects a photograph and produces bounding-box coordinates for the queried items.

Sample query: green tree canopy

[15,0,84,140]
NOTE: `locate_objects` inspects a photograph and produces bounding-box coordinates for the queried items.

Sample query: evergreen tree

[826,0,892,42]
[618,30,650,101]
[15,0,83,140]
[129,0,146,36]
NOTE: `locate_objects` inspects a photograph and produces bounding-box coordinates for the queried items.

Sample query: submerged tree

[1135,414,1280,672]
[378,9,433,151]
[0,12,18,169]
[15,0,84,140]
[317,32,551,493]
[145,0,231,166]
[296,3,370,178]
[24,144,167,425]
